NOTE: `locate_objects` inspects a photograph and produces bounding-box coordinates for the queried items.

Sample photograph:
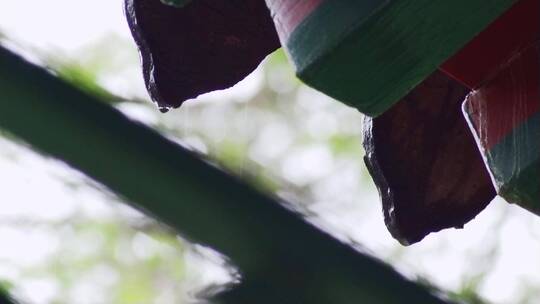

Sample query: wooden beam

[464,44,540,212]
[364,71,495,245]
[441,0,539,88]
[266,0,518,116]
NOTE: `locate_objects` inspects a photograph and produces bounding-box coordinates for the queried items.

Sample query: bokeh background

[0,1,539,303]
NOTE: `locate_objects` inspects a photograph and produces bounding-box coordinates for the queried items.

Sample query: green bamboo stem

[0,46,449,303]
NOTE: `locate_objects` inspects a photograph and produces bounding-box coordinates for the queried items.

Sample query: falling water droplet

[160,0,192,8]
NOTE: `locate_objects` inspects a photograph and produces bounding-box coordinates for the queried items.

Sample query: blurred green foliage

[0,29,515,304]
[0,41,448,304]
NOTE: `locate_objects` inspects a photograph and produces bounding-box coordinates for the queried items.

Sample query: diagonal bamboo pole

[0,46,449,304]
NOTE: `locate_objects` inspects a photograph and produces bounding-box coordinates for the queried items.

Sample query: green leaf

[0,283,17,304]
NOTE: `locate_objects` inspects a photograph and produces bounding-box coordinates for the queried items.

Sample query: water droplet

[159,107,170,113]
[160,0,192,8]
